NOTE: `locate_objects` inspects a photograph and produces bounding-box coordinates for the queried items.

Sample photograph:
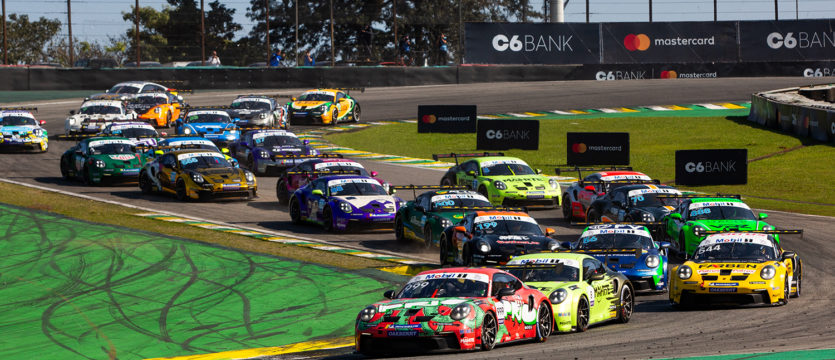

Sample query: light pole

[135,0,140,68]
[265,0,270,63]
[330,0,334,67]
[3,0,7,65]
[68,0,73,66]
[200,0,205,65]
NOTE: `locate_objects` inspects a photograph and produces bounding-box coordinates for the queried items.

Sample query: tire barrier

[748,85,835,143]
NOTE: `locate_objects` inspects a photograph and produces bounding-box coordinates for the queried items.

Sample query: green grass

[324,116,835,216]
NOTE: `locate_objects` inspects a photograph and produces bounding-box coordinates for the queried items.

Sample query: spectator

[303,51,315,66]
[398,35,412,66]
[269,49,283,67]
[208,50,221,66]
[359,24,373,61]
[437,33,449,65]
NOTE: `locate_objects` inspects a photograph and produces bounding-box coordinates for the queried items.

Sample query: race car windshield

[317,165,369,176]
[433,197,492,209]
[80,106,122,115]
[297,93,334,102]
[481,163,536,176]
[397,279,488,298]
[256,135,303,147]
[329,181,387,196]
[113,128,157,138]
[507,265,580,282]
[688,205,756,221]
[474,220,543,236]
[577,233,654,250]
[1,116,37,126]
[693,242,778,261]
[180,155,231,170]
[162,142,218,151]
[89,143,134,154]
[134,97,167,105]
[185,114,232,123]
[630,193,682,207]
[232,101,271,110]
[108,85,140,94]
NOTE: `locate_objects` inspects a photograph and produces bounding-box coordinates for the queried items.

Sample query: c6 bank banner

[465,22,600,64]
[601,21,738,63]
[740,19,835,61]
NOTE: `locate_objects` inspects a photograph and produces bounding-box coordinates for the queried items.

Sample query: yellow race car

[285,88,362,125]
[138,149,257,201]
[132,92,185,128]
[669,230,802,308]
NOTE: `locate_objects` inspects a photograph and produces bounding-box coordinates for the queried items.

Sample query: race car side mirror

[545,227,556,236]
[160,132,168,136]
[221,148,230,154]
[466,170,476,176]
[561,241,572,249]
[303,140,310,145]
[781,251,795,260]
[154,150,164,156]
[312,189,324,196]
[670,213,682,220]
[453,226,467,233]
[536,168,543,174]
[758,213,769,220]
[497,287,516,299]
[383,290,396,299]
[370,171,378,177]
[584,185,595,192]
[659,242,672,249]
[39,120,46,125]
[69,110,76,115]
[589,272,605,281]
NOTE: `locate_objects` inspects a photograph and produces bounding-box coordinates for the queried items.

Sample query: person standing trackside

[303,51,315,66]
[399,35,412,66]
[359,24,373,62]
[437,33,449,65]
[269,49,284,67]
[208,50,221,66]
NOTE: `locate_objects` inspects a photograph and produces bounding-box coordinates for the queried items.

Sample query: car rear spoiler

[271,153,341,160]
[390,184,468,197]
[656,193,742,199]
[432,152,505,165]
[702,229,803,238]
[554,166,633,177]
[85,93,128,101]
[285,169,360,176]
[335,87,365,94]
[435,205,527,213]
[0,107,38,112]
[579,179,661,186]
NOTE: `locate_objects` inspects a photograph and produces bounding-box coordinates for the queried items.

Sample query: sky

[3,0,835,43]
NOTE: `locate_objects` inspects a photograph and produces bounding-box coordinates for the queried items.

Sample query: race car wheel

[60,159,70,180]
[330,109,339,126]
[477,185,488,199]
[394,216,406,243]
[792,267,802,298]
[351,104,361,123]
[576,297,590,332]
[139,171,153,194]
[781,277,790,305]
[463,245,476,267]
[176,181,188,201]
[535,302,553,342]
[246,156,258,174]
[81,167,93,186]
[618,285,634,323]
[586,209,601,222]
[276,179,289,206]
[323,206,336,232]
[561,196,572,222]
[165,111,172,127]
[423,226,434,249]
[440,176,455,187]
[289,198,302,224]
[480,312,497,351]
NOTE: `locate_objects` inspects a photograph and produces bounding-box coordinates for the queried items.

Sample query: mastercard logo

[660,70,678,79]
[571,143,587,153]
[421,114,437,124]
[624,34,651,51]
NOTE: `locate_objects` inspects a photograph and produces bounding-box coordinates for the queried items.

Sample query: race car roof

[108,123,156,130]
[233,97,272,103]
[0,110,36,118]
[581,225,652,238]
[700,233,775,247]
[81,100,124,107]
[416,266,506,278]
[135,92,169,98]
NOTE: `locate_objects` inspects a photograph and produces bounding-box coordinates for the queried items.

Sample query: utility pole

[586,0,590,23]
[713,0,717,22]
[68,0,73,66]
[330,0,334,67]
[457,0,461,65]
[393,0,397,57]
[265,0,270,63]
[3,0,7,65]
[135,0,140,68]
[649,0,653,22]
[295,0,298,66]
[774,0,778,20]
[200,0,205,65]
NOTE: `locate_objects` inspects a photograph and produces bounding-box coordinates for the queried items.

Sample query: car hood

[486,175,550,186]
[69,114,127,122]
[333,195,395,209]
[691,220,766,232]
[480,234,555,248]
[636,206,675,219]
[291,101,329,109]
[1,125,39,134]
[93,153,143,167]
[230,109,267,119]
[525,281,580,295]
[186,123,236,130]
[687,261,771,277]
[574,248,661,269]
[372,297,474,314]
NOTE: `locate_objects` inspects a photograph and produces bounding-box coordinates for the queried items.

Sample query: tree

[5,14,61,64]
[122,5,170,62]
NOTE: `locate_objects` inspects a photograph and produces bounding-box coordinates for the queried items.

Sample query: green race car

[60,136,146,185]
[393,185,493,248]
[662,195,776,258]
[501,252,633,332]
[434,152,561,208]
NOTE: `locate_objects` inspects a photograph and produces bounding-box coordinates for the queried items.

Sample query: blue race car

[571,224,670,293]
[174,107,240,146]
[0,108,48,152]
[228,129,318,175]
[289,175,403,232]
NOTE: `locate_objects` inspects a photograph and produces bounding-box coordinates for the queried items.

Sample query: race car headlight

[548,178,558,189]
[385,203,396,213]
[319,104,328,112]
[309,148,319,155]
[183,127,192,134]
[244,171,254,183]
[692,225,707,237]
[259,113,267,119]
[191,173,205,183]
[642,212,655,222]
[154,107,161,114]
[645,254,660,268]
[33,129,43,136]
[359,306,376,322]
[549,289,568,304]
[477,241,491,253]
[258,150,270,159]
[381,182,390,194]
[449,303,472,321]
[94,160,105,168]
[547,240,560,251]
[340,201,353,213]
[440,218,453,228]
[760,265,776,280]
[763,225,775,231]
[493,180,506,190]
[678,265,692,280]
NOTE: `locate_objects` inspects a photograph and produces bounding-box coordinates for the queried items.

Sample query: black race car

[584,184,684,238]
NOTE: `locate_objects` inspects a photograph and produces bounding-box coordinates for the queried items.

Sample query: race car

[100,122,163,147]
[138,149,256,201]
[103,81,184,99]
[571,224,670,292]
[393,186,492,248]
[663,195,776,258]
[285,88,361,125]
[229,95,287,128]
[584,184,684,239]
[438,209,560,266]
[64,99,138,135]
[60,136,146,185]
[141,137,239,167]
[435,152,561,208]
[130,92,184,128]
[275,156,386,205]
[174,107,240,146]
[557,167,654,222]
[669,230,802,307]
[501,253,633,333]
[228,129,318,174]
[289,174,402,232]
[0,108,48,152]
[355,267,553,355]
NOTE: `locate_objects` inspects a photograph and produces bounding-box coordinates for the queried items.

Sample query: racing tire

[394,216,406,243]
[586,209,601,223]
[463,245,475,267]
[535,302,553,342]
[618,285,634,323]
[439,235,451,266]
[246,156,258,175]
[139,171,154,194]
[576,297,590,332]
[289,198,302,224]
[792,269,802,298]
[477,186,489,200]
[423,226,434,249]
[81,167,94,186]
[165,111,172,128]
[276,180,289,206]
[440,176,455,187]
[60,159,70,180]
[176,181,188,201]
[780,277,790,306]
[480,312,497,351]
[330,109,339,126]
[561,196,572,222]
[351,104,361,123]
[323,206,336,232]
[248,189,257,200]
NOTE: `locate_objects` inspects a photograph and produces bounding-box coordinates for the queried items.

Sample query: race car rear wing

[336,87,365,94]
[656,193,742,199]
[435,205,528,213]
[579,179,661,186]
[571,221,665,228]
[285,169,360,176]
[432,152,505,165]
[702,229,803,239]
[390,184,468,197]
[0,107,38,113]
[554,166,633,177]
[271,153,341,160]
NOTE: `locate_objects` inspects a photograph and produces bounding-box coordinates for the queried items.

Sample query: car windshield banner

[602,21,738,63]
[465,22,600,64]
[417,105,476,133]
[566,132,629,166]
[476,119,539,150]
[675,149,748,185]
[740,19,835,61]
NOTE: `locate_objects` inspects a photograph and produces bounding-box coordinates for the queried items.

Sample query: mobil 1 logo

[675,149,748,185]
[477,119,540,150]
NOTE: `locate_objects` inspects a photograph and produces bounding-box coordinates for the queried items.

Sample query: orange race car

[130,92,185,128]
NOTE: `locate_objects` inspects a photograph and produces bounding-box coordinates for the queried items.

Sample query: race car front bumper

[625,274,666,292]
[289,111,328,125]
[356,322,476,353]
[494,189,561,208]
[0,136,47,151]
[93,167,142,184]
[333,211,396,231]
[188,182,256,200]
[670,278,784,305]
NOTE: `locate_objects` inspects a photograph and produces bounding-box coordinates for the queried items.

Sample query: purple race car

[276,156,390,205]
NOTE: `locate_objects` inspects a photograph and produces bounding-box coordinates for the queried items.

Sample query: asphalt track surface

[2,77,834,359]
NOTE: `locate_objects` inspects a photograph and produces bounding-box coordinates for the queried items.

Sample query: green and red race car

[393,185,493,248]
[434,152,561,208]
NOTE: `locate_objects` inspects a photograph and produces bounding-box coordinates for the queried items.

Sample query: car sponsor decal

[689,201,751,210]
[234,97,272,104]
[0,111,35,118]
[701,233,773,247]
[409,272,490,283]
[253,130,293,140]
[385,324,421,329]
[177,151,225,160]
[709,287,737,292]
[587,286,595,306]
[165,139,215,146]
[474,214,537,224]
[430,193,488,203]
[109,154,135,161]
[479,159,527,168]
[710,282,739,286]
[187,110,229,116]
[581,228,652,238]
[82,100,123,107]
[627,188,681,198]
[507,257,580,269]
[89,139,134,147]
[301,90,335,96]
[377,299,468,312]
[387,331,417,336]
[599,173,651,181]
[327,178,377,187]
[314,161,363,170]
[498,299,538,325]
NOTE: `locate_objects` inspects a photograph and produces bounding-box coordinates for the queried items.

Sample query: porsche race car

[557,167,654,222]
[174,107,240,146]
[229,95,287,128]
[394,186,493,248]
[275,156,387,205]
[0,108,48,152]
[286,88,361,125]
[138,149,256,201]
[101,122,163,147]
[59,136,146,185]
[130,92,184,127]
[228,129,318,174]
[64,99,138,135]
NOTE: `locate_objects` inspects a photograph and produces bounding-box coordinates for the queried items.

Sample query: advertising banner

[675,149,748,186]
[465,22,600,64]
[566,132,629,166]
[476,119,540,150]
[808,108,830,142]
[740,19,835,61]
[417,105,477,133]
[602,21,738,64]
